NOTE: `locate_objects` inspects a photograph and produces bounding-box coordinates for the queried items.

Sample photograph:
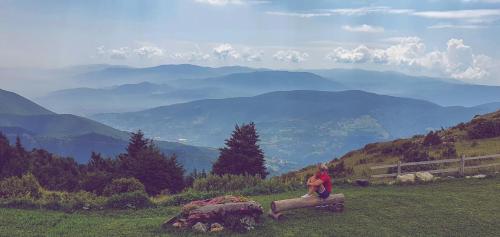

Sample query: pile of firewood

[163,195,263,233]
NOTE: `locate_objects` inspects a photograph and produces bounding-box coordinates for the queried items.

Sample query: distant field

[1,177,499,237]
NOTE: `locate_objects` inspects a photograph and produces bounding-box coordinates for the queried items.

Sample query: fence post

[460,154,465,177]
[397,161,402,176]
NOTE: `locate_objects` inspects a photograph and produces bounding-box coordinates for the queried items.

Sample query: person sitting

[301,163,332,199]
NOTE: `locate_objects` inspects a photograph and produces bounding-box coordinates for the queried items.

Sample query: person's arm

[308,178,324,186]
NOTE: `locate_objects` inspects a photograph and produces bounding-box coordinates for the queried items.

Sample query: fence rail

[370,154,500,178]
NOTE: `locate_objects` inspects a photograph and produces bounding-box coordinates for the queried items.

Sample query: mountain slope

[0,89,54,115]
[0,89,217,170]
[92,90,500,173]
[312,69,500,107]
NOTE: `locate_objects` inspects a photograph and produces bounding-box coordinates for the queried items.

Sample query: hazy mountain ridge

[312,69,500,107]
[0,89,217,170]
[76,64,260,86]
[36,70,345,115]
[92,90,500,173]
[0,88,54,115]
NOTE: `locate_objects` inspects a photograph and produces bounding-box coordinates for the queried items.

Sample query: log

[269,193,345,219]
[185,201,263,225]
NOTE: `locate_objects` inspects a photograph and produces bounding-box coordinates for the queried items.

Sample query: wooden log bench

[268,193,345,220]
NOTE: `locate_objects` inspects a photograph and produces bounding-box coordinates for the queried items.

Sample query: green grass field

[1,177,499,237]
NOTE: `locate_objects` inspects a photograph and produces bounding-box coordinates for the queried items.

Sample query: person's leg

[302,176,318,197]
[317,183,325,193]
[307,176,319,195]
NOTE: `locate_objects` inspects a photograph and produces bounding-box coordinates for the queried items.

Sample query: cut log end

[268,210,283,220]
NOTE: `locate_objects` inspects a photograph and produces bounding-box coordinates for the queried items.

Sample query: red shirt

[316,171,332,193]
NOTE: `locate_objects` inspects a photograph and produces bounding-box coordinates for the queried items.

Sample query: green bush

[103,178,145,196]
[0,173,42,199]
[105,191,153,209]
[0,197,38,209]
[39,190,105,211]
[192,174,263,193]
[183,174,304,203]
[468,119,500,139]
[422,131,442,146]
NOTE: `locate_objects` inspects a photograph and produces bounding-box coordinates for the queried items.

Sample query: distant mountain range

[0,88,217,171]
[33,65,500,116]
[91,90,500,173]
[76,64,259,86]
[37,70,345,115]
[311,69,500,107]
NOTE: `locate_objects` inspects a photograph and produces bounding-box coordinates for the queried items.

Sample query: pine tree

[126,130,150,158]
[119,132,185,195]
[212,122,268,178]
[15,136,25,155]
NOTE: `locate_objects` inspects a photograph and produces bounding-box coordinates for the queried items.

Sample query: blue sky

[1,0,500,84]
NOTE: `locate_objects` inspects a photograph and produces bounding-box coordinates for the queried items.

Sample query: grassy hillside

[294,109,500,180]
[1,177,499,236]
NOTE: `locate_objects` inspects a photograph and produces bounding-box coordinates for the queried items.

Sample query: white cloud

[194,0,267,6]
[427,23,486,29]
[213,43,240,60]
[109,48,129,60]
[342,24,384,33]
[241,49,263,62]
[195,0,243,6]
[266,7,414,18]
[412,9,500,22]
[171,51,211,62]
[325,37,492,81]
[273,50,308,63]
[97,45,166,60]
[461,0,500,3]
[325,45,375,63]
[266,11,332,18]
[134,45,164,58]
[327,7,414,16]
[267,7,500,27]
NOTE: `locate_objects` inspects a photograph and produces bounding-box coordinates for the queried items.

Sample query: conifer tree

[119,130,185,195]
[126,130,150,158]
[212,122,268,178]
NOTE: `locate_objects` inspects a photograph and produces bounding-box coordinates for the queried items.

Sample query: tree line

[0,122,268,196]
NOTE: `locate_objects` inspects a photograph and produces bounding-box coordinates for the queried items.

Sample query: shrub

[192,174,263,193]
[441,144,457,158]
[0,173,42,199]
[467,119,500,139]
[103,178,145,196]
[0,197,38,209]
[79,171,113,195]
[39,191,69,210]
[105,191,153,209]
[239,177,301,196]
[422,131,442,146]
[389,146,438,173]
[328,161,354,178]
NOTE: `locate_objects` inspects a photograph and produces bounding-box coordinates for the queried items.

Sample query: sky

[1,0,500,85]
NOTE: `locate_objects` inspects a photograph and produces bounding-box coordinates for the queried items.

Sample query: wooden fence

[370,154,500,178]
